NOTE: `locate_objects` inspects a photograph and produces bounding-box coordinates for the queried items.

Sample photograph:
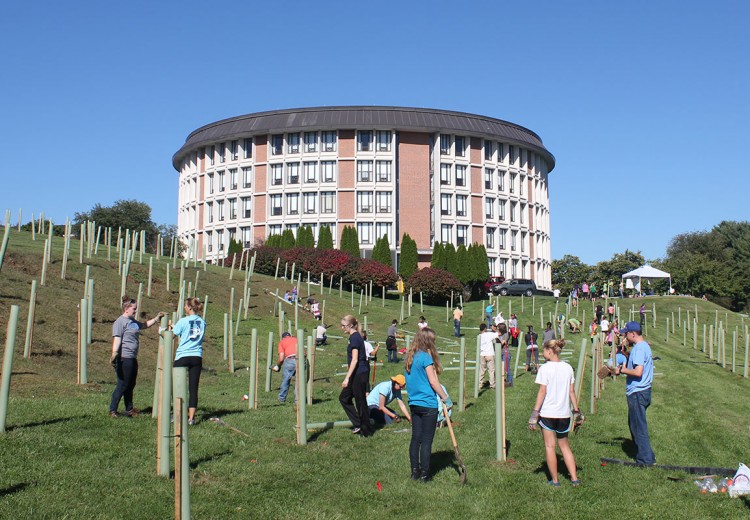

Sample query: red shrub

[345,258,398,289]
[407,267,463,305]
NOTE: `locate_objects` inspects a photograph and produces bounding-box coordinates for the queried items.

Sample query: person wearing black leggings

[404,327,451,481]
[110,297,164,417]
[172,298,206,425]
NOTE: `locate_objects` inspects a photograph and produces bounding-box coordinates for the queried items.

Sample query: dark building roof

[172,106,555,171]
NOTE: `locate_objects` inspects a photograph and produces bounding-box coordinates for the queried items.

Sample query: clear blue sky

[2,1,748,265]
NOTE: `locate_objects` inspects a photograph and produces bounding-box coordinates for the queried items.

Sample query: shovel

[441,402,467,484]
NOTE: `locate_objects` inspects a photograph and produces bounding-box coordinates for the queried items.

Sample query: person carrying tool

[528,338,583,487]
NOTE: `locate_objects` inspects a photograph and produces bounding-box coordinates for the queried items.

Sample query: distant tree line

[552,220,750,311]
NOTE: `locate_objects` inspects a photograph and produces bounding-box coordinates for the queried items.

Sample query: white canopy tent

[621,265,672,295]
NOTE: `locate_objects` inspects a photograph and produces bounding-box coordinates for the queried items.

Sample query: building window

[229,168,237,190]
[455,165,466,187]
[440,193,452,215]
[521,231,526,253]
[287,162,300,184]
[520,203,525,225]
[510,202,517,223]
[304,192,317,214]
[218,171,225,192]
[320,191,335,214]
[304,132,317,152]
[511,230,518,251]
[375,222,392,244]
[219,142,226,163]
[321,161,336,182]
[207,202,213,223]
[208,173,214,194]
[484,140,493,161]
[509,172,516,194]
[270,195,282,216]
[230,140,238,160]
[229,198,237,220]
[271,164,283,186]
[498,143,504,163]
[456,225,467,246]
[498,170,506,191]
[242,197,252,218]
[456,195,467,217]
[268,224,282,237]
[242,226,252,248]
[242,167,252,188]
[441,224,452,243]
[485,197,495,219]
[455,136,465,157]
[243,138,253,159]
[304,161,318,183]
[440,163,451,185]
[272,135,283,155]
[499,228,506,249]
[209,145,215,165]
[376,160,391,182]
[440,134,450,155]
[357,131,373,152]
[376,130,391,151]
[509,145,516,164]
[217,200,225,221]
[287,133,300,154]
[486,227,495,249]
[376,191,392,213]
[206,231,213,252]
[357,160,373,182]
[287,193,299,215]
[357,222,373,244]
[357,191,373,213]
[484,168,494,190]
[519,175,525,196]
[322,131,337,152]
[499,199,507,221]
[217,230,224,251]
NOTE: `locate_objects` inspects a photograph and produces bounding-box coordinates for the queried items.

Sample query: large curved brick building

[172,106,555,288]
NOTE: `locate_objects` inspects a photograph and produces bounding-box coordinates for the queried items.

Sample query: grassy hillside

[0,228,749,519]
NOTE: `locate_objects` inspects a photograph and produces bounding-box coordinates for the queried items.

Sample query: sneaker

[125,408,139,418]
[188,419,195,426]
[351,427,361,434]
[109,410,118,418]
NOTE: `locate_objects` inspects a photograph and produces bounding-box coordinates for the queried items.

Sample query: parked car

[483,276,506,295]
[491,278,537,296]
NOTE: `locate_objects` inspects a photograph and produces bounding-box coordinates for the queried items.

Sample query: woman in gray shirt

[109,296,164,417]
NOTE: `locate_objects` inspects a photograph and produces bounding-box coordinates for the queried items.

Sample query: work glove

[442,397,453,409]
[528,409,540,430]
[573,410,585,432]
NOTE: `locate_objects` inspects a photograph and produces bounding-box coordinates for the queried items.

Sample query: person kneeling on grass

[367,375,411,425]
[529,338,583,487]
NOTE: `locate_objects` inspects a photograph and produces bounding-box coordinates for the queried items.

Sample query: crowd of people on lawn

[109,287,654,486]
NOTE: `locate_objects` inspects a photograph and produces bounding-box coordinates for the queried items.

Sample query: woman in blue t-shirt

[172,297,206,425]
[339,314,372,437]
[404,327,451,481]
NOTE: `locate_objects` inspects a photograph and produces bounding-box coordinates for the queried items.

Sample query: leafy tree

[455,245,471,284]
[296,225,314,249]
[594,250,645,282]
[339,225,361,258]
[371,234,392,267]
[281,229,296,249]
[317,225,333,250]
[431,242,445,270]
[399,233,418,280]
[475,244,490,282]
[74,199,168,252]
[265,234,282,248]
[444,243,458,279]
[551,255,593,294]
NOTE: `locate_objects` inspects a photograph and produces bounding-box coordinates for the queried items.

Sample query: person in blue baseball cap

[615,321,655,465]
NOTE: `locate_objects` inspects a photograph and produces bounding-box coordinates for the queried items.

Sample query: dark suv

[491,278,537,296]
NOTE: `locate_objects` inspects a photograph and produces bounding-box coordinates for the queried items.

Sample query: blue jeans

[503,348,513,385]
[454,319,461,337]
[627,389,655,464]
[387,349,398,363]
[278,357,297,403]
[409,405,438,473]
[486,312,493,327]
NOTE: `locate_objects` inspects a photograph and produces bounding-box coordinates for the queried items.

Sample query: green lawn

[0,228,749,519]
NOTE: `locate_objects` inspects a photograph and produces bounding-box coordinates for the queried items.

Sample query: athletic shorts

[539,416,572,438]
